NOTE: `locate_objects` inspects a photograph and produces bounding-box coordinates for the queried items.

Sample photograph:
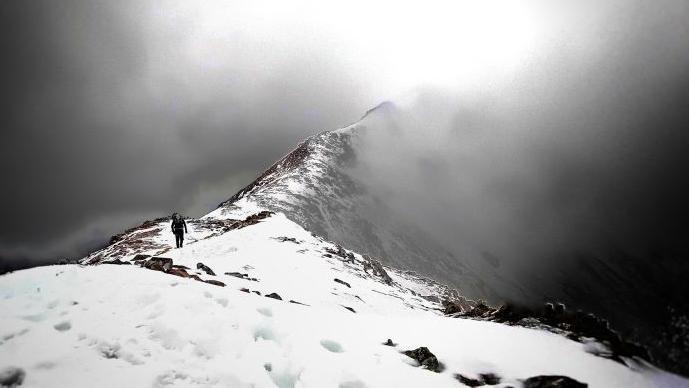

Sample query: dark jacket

[171,217,188,234]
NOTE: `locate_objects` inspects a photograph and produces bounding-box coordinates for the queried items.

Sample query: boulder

[197,262,216,276]
[402,347,443,372]
[143,257,173,273]
[0,367,25,387]
[265,292,282,300]
[522,375,587,388]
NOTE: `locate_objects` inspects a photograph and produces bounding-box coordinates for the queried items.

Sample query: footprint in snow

[53,321,71,331]
[320,339,344,353]
[253,326,276,341]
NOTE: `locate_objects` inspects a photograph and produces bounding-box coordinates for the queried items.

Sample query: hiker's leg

[179,233,184,247]
[175,233,181,248]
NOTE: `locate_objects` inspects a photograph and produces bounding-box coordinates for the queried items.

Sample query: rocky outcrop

[446,301,651,366]
[142,257,173,273]
[325,245,355,262]
[362,255,393,285]
[402,347,443,372]
[442,296,476,315]
[102,259,131,265]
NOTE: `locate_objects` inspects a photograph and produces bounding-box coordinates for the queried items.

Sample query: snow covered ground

[1,207,687,387]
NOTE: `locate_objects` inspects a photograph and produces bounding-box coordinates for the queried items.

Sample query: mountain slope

[1,205,685,387]
[218,104,512,302]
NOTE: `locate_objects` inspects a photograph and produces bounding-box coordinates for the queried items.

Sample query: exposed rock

[265,292,282,300]
[274,236,300,244]
[442,296,475,315]
[142,257,173,273]
[168,268,190,278]
[252,291,262,295]
[362,255,393,285]
[197,262,216,276]
[480,373,501,385]
[231,211,274,230]
[0,366,25,387]
[239,288,250,293]
[342,305,356,313]
[420,294,441,303]
[334,278,351,288]
[449,300,650,365]
[203,279,225,287]
[522,375,587,388]
[132,254,151,262]
[383,338,396,346]
[108,217,168,245]
[102,259,131,265]
[402,347,443,372]
[454,374,482,387]
[225,272,258,281]
[289,300,310,306]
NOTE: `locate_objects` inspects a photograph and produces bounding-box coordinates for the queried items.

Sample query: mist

[1,0,688,280]
[0,0,382,265]
[350,0,689,306]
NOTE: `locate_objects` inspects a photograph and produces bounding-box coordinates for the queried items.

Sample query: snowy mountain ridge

[1,104,688,386]
[3,201,686,386]
[217,105,505,302]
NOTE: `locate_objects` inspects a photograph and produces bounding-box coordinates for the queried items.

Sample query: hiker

[171,213,188,248]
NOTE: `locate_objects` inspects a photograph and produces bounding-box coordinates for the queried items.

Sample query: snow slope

[1,206,687,387]
[216,104,514,302]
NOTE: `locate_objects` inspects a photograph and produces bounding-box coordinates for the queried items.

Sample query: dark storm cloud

[352,0,689,297]
[0,0,373,264]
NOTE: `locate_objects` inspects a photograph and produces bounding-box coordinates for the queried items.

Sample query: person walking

[171,213,188,248]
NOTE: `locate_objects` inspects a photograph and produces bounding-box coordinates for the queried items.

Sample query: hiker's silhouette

[171,213,188,248]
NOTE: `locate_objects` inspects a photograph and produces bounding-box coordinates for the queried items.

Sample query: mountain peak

[360,101,397,121]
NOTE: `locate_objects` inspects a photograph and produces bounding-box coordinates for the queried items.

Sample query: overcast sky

[1,0,688,270]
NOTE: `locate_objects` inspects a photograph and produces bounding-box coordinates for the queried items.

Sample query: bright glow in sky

[145,0,542,100]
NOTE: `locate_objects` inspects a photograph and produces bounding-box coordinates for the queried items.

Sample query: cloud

[349,0,689,299]
[0,0,377,263]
